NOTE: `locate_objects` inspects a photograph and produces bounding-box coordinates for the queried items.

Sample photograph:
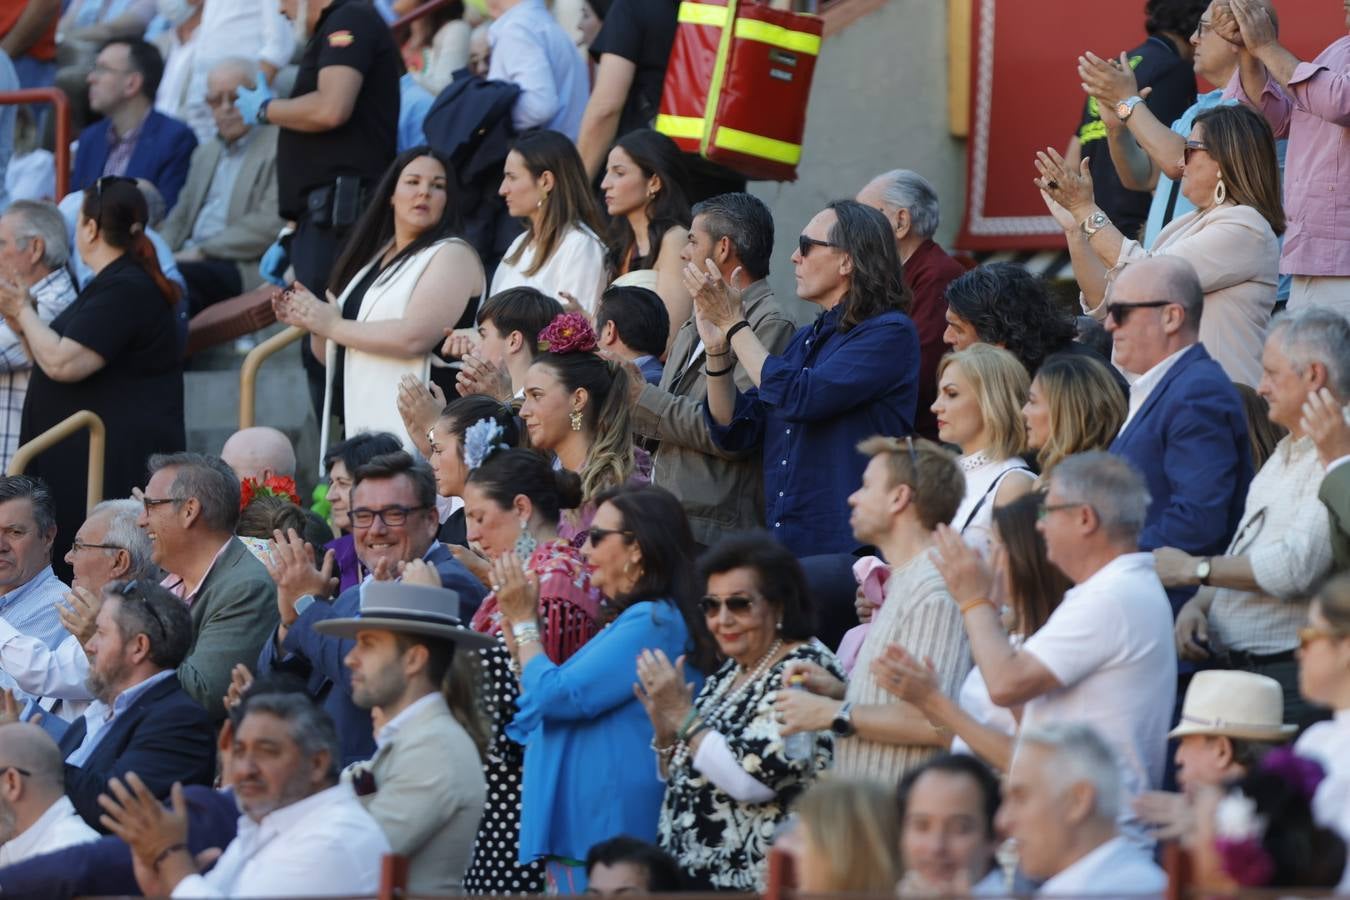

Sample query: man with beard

[58,580,214,828]
[0,724,97,865]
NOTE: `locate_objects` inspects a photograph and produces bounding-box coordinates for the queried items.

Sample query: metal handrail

[0,88,71,198]
[239,325,306,429]
[6,410,106,513]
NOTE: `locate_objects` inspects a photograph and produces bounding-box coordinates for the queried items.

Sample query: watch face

[1116,101,1131,118]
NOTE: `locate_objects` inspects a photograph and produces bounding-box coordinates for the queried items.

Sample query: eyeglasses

[797,235,838,257]
[349,505,430,528]
[90,64,132,77]
[1194,17,1211,37]
[1104,300,1173,326]
[91,175,137,231]
[1183,140,1209,166]
[71,538,124,554]
[698,593,758,616]
[141,495,183,512]
[1298,625,1344,651]
[1037,500,1089,521]
[585,526,633,547]
[204,92,234,109]
[108,579,170,645]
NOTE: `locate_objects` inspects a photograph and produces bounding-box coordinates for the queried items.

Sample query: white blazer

[320,238,483,461]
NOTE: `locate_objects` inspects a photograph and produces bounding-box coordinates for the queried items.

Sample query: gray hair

[4,200,70,269]
[0,475,56,536]
[92,498,157,580]
[872,169,940,239]
[1017,722,1121,823]
[207,57,258,90]
[148,452,242,533]
[1048,451,1151,544]
[240,692,341,780]
[1269,307,1350,399]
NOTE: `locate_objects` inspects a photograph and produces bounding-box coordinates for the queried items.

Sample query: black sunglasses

[108,579,171,645]
[1182,140,1208,166]
[698,594,757,616]
[585,527,632,547]
[798,235,838,257]
[1105,300,1173,326]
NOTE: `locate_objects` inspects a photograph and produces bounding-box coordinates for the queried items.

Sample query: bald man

[220,427,296,486]
[0,724,97,865]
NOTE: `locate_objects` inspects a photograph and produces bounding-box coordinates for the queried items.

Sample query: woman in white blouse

[930,345,1034,556]
[1037,104,1284,387]
[274,147,484,457]
[493,130,608,315]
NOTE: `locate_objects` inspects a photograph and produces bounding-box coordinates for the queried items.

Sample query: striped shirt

[0,269,77,471]
[833,553,970,786]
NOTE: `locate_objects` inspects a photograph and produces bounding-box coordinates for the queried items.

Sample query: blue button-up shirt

[487,0,589,139]
[65,668,177,767]
[706,305,919,556]
[0,565,69,697]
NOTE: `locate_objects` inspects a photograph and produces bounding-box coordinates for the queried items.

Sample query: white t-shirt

[1020,552,1176,842]
[490,224,607,315]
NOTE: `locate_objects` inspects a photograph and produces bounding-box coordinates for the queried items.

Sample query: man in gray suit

[317,580,491,895]
[160,58,285,316]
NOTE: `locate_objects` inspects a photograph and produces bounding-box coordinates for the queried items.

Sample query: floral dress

[462,540,602,895]
[657,641,845,892]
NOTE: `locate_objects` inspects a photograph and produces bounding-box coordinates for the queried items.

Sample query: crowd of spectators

[0,0,1345,897]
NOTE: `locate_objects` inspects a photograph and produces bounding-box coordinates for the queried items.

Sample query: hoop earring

[569,409,583,431]
[1213,178,1226,206]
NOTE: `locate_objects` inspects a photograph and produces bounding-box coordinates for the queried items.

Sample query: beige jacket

[632,280,796,546]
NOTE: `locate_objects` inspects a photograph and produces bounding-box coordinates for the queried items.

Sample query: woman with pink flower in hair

[520,312,648,545]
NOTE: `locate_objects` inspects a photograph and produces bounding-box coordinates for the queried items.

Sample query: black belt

[1222,648,1297,669]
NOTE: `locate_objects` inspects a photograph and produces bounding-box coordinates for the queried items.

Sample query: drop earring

[514,519,537,558]
[569,409,583,431]
[1213,178,1226,206]
[536,191,549,210]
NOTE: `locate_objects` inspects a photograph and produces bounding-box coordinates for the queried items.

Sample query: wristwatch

[1115,95,1145,121]
[1195,558,1212,587]
[1080,211,1110,237]
[830,701,855,738]
[256,98,271,125]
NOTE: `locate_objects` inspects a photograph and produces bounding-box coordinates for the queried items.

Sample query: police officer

[236,0,400,416]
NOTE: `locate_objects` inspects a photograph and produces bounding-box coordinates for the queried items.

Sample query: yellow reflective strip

[701,0,738,156]
[712,126,801,165]
[732,18,820,55]
[677,1,728,27]
[654,114,704,140]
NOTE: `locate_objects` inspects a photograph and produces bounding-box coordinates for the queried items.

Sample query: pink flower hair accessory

[537,312,598,355]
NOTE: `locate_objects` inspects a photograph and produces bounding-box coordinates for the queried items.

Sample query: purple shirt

[101,114,146,178]
[1224,36,1350,277]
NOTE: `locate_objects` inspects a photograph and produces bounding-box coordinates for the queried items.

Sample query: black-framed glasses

[698,593,758,616]
[349,505,430,528]
[141,495,182,512]
[108,579,170,645]
[1183,140,1209,165]
[585,526,632,547]
[1194,17,1211,37]
[71,537,124,553]
[797,235,837,257]
[91,175,137,230]
[1037,500,1089,521]
[1105,300,1173,326]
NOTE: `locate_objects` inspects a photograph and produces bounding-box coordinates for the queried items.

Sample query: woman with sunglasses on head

[519,312,646,545]
[634,533,843,892]
[1038,103,1283,387]
[273,146,484,456]
[488,485,716,892]
[0,177,184,570]
[692,200,919,558]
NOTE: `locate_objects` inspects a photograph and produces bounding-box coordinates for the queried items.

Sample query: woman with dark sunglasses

[1037,103,1284,388]
[486,484,715,892]
[0,178,184,575]
[635,532,843,891]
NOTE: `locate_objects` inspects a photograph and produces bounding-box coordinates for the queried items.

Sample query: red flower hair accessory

[537,312,598,355]
[240,475,302,510]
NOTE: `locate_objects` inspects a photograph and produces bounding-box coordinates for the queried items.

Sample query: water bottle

[782,674,814,761]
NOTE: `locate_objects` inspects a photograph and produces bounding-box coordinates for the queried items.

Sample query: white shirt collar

[237,782,353,838]
[1,796,82,862]
[374,692,442,749]
[1122,345,1190,427]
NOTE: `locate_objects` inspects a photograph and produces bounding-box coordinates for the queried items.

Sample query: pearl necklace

[670,638,783,769]
[958,450,992,473]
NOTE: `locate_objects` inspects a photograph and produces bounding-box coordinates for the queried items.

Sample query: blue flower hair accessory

[462,418,507,470]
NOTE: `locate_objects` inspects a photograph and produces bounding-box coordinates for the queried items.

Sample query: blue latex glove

[259,238,290,287]
[234,73,274,124]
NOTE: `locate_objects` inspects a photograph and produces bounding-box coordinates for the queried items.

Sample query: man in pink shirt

[1220,0,1350,312]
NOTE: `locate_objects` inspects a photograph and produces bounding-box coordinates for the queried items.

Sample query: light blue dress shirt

[0,565,70,698]
[487,0,589,139]
[65,668,177,767]
[398,73,435,153]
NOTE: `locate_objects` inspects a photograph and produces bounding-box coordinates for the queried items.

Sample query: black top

[589,0,679,137]
[1075,35,1196,241]
[276,0,401,219]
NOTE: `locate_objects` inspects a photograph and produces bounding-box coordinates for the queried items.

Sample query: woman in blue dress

[489,484,718,893]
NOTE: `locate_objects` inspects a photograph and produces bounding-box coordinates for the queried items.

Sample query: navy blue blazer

[58,674,217,830]
[1110,343,1252,612]
[0,786,238,899]
[256,542,487,765]
[71,111,197,210]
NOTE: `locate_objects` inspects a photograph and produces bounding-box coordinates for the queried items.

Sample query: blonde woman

[790,779,902,895]
[931,345,1034,556]
[1022,352,1126,480]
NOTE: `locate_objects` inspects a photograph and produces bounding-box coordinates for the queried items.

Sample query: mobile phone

[332,176,361,229]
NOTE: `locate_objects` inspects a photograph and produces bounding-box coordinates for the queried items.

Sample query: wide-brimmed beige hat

[1167,670,1297,742]
[314,581,497,650]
